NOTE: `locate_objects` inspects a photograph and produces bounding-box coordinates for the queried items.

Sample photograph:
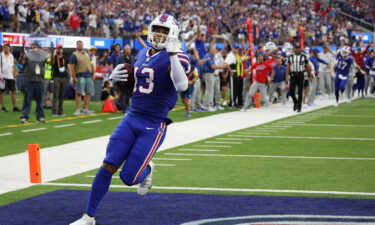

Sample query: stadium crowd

[0,0,375,122]
[0,0,368,45]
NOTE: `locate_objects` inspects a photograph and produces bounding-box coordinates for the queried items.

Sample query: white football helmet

[147,14,180,50]
[341,46,351,57]
[265,42,276,52]
[283,42,293,55]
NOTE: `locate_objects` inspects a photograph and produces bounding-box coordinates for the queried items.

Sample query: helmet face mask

[341,46,351,58]
[147,14,180,50]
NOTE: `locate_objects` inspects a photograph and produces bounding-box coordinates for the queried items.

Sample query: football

[114,63,135,96]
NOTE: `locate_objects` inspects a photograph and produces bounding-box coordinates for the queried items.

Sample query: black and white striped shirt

[287,53,309,73]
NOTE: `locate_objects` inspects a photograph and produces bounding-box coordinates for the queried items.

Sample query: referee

[286,45,312,112]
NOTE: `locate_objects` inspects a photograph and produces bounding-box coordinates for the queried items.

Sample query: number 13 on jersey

[133,67,155,94]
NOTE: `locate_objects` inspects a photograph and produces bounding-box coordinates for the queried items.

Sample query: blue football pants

[104,113,167,185]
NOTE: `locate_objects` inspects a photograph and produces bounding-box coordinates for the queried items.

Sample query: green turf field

[0,93,236,156]
[1,98,374,207]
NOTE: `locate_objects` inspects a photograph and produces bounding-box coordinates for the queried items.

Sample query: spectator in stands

[0,43,19,112]
[69,10,81,35]
[68,40,95,116]
[20,42,50,124]
[88,46,97,73]
[51,44,68,116]
[109,43,121,72]
[113,44,135,112]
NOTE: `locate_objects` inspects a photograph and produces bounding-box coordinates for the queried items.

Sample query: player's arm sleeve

[170,55,189,92]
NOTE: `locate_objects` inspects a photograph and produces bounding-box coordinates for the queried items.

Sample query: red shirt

[69,14,80,29]
[351,44,370,70]
[265,58,277,68]
[253,62,272,83]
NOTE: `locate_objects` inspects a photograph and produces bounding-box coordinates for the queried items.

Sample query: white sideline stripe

[107,116,124,120]
[217,138,252,140]
[193,145,231,148]
[205,141,242,144]
[0,132,12,137]
[231,135,375,141]
[82,120,102,124]
[178,149,220,152]
[164,153,375,161]
[153,158,191,161]
[54,123,75,128]
[21,128,46,133]
[288,123,375,128]
[238,132,271,135]
[41,182,375,196]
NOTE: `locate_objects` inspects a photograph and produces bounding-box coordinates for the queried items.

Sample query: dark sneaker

[38,118,46,123]
[13,106,20,112]
[20,118,28,124]
[0,107,8,112]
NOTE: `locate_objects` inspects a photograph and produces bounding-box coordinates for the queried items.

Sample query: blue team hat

[312,47,320,53]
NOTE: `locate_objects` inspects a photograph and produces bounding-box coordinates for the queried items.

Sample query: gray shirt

[24,49,50,82]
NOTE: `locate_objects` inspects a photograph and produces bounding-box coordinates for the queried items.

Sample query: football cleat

[69,213,95,225]
[138,161,154,196]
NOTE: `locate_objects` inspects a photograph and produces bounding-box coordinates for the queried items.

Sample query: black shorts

[0,79,16,91]
[219,72,228,88]
[303,79,309,88]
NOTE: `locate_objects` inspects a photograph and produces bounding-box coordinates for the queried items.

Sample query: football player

[333,46,361,106]
[70,14,189,225]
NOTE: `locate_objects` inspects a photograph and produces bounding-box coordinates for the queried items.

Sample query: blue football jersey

[128,48,190,123]
[336,53,354,77]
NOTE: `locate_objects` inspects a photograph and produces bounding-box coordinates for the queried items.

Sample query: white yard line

[154,164,175,166]
[107,116,124,120]
[164,153,375,161]
[228,135,375,141]
[205,141,242,144]
[238,132,271,135]
[54,123,75,128]
[277,121,305,124]
[21,128,46,133]
[41,182,375,196]
[253,128,280,131]
[286,123,375,128]
[217,138,252,140]
[178,149,220,152]
[0,132,12,137]
[193,145,231,148]
[325,115,375,118]
[82,120,102,124]
[264,125,292,128]
[153,158,191,161]
[344,108,375,111]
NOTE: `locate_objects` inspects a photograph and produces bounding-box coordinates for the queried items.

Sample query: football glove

[166,36,181,53]
[109,64,128,82]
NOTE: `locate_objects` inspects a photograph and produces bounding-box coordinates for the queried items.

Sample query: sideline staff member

[286,45,312,113]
